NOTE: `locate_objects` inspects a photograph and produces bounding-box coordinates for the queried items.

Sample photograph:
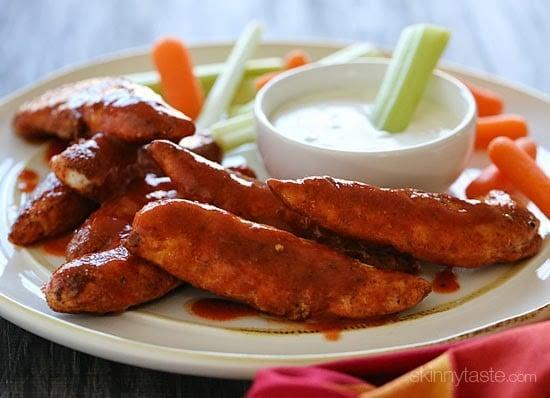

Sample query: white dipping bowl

[255,60,476,192]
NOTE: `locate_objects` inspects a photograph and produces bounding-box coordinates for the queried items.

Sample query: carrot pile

[464,81,549,218]
[475,114,528,149]
[488,137,550,217]
[254,49,310,90]
[466,137,537,199]
[152,38,204,120]
[464,81,503,117]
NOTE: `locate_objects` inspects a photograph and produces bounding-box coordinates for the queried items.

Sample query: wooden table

[1,0,548,396]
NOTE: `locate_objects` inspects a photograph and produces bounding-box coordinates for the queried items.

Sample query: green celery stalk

[127,57,281,96]
[194,22,263,131]
[370,24,450,133]
[210,113,255,151]
[196,57,282,93]
[215,126,256,152]
[317,42,381,65]
[228,100,255,117]
[230,75,257,106]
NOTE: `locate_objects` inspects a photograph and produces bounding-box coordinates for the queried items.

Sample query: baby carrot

[488,137,550,217]
[255,49,311,90]
[475,114,528,150]
[283,49,310,69]
[153,37,203,120]
[466,137,537,198]
[464,82,503,117]
[254,71,282,90]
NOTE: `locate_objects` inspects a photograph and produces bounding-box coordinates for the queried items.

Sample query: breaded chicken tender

[268,177,542,268]
[127,199,431,320]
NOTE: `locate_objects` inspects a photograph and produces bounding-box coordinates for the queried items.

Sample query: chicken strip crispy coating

[268,177,542,268]
[127,199,431,320]
[145,140,418,273]
[8,173,96,246]
[44,174,181,314]
[13,77,195,142]
[44,246,179,314]
[50,132,141,201]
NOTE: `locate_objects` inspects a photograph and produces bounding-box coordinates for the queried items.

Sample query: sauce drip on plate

[189,298,259,321]
[41,232,74,257]
[432,269,460,293]
[17,168,39,192]
[304,315,399,342]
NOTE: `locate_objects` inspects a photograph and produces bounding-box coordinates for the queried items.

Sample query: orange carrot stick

[153,38,203,119]
[466,137,537,198]
[464,82,503,117]
[255,49,311,90]
[254,71,281,91]
[284,49,310,69]
[475,114,528,150]
[488,136,550,217]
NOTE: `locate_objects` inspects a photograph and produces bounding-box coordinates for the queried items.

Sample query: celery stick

[196,57,282,90]
[127,57,281,94]
[210,113,254,139]
[231,75,257,105]
[317,42,380,65]
[215,126,256,152]
[210,113,255,151]
[194,22,263,131]
[228,100,255,117]
[370,24,450,133]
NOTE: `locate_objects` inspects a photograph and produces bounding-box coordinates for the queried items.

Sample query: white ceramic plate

[0,42,548,379]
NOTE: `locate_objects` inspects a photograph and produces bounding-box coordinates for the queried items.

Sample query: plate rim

[0,40,548,379]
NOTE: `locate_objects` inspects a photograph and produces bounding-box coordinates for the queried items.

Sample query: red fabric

[452,321,550,398]
[247,321,550,398]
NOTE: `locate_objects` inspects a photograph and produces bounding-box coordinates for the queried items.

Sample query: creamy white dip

[271,89,460,152]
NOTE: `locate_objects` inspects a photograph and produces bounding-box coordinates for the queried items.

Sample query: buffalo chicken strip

[50,132,141,201]
[127,199,431,320]
[147,140,311,233]
[268,177,542,268]
[44,246,179,314]
[146,140,417,273]
[13,77,195,143]
[8,173,96,245]
[44,174,180,314]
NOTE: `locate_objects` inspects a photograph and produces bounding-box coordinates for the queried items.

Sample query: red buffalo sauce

[45,138,69,162]
[432,269,460,293]
[189,298,259,321]
[305,315,397,342]
[17,168,39,192]
[42,232,74,257]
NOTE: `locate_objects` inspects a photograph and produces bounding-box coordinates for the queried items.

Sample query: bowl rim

[254,58,477,156]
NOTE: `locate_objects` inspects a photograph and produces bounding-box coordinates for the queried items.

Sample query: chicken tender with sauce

[13,77,195,142]
[145,140,418,273]
[268,177,542,268]
[8,173,96,245]
[126,199,431,320]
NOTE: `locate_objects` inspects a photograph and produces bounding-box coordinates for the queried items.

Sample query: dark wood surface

[0,1,548,397]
